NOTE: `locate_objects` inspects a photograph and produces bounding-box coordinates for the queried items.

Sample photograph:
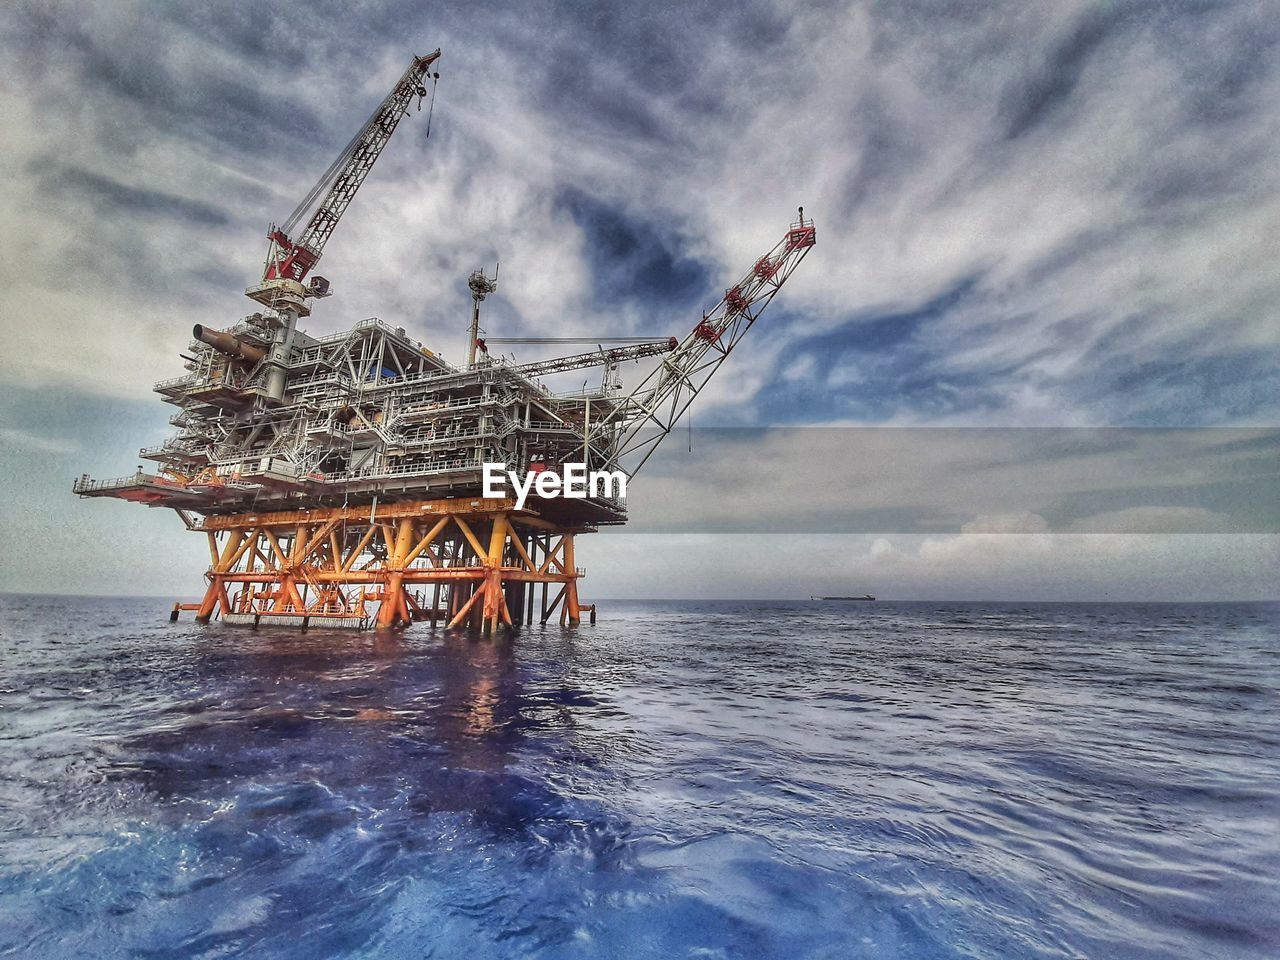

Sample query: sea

[1,596,1277,959]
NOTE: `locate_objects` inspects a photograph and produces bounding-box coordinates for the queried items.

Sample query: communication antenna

[467,263,499,367]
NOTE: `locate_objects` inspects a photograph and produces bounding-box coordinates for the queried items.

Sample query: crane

[243,48,442,398]
[257,49,442,292]
[475,335,676,392]
[588,209,816,475]
[507,338,679,380]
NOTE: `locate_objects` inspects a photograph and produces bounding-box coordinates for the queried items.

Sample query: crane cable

[282,115,370,236]
[282,60,434,237]
[424,74,438,137]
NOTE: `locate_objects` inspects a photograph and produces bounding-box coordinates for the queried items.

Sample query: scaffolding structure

[184,498,590,632]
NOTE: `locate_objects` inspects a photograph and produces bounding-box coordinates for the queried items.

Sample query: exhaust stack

[193,325,266,363]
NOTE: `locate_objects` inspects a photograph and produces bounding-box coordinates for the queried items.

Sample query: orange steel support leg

[179,499,592,632]
[564,534,581,626]
[481,515,508,635]
[376,517,415,629]
[196,528,245,623]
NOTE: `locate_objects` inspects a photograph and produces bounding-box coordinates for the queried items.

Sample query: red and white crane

[256,49,442,293]
[588,210,816,475]
[242,49,441,398]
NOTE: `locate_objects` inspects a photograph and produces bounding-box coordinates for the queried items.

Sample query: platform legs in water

[171,498,592,632]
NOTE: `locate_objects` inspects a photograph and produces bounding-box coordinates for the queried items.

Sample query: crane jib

[587,211,816,478]
[262,49,442,286]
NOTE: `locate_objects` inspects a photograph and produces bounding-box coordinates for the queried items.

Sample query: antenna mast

[467,265,499,367]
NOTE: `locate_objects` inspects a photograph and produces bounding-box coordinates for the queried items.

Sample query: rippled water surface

[1,596,1277,958]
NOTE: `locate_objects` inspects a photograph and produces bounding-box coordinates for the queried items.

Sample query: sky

[0,0,1277,600]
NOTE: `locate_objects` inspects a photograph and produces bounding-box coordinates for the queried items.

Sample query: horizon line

[1,591,1276,604]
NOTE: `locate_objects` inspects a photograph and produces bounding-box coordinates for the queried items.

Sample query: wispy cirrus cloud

[3,0,1277,422]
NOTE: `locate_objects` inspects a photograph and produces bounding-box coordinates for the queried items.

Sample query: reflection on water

[1,597,1278,959]
[119,628,578,833]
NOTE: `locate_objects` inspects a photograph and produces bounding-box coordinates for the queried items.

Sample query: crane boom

[589,211,816,475]
[262,49,442,285]
[507,338,679,380]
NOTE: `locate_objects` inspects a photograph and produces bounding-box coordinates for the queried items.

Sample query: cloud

[1000,4,1115,139]
[584,530,1279,601]
[3,0,1277,422]
[36,166,231,227]
[0,426,79,456]
[623,427,1280,534]
[1064,506,1246,534]
[960,513,1051,534]
[1,0,1277,598]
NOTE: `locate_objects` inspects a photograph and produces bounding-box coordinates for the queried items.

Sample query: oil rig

[74,48,816,632]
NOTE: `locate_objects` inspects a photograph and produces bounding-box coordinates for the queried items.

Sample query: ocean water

[0,596,1277,959]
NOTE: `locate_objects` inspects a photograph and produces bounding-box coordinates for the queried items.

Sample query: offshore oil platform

[74,49,816,632]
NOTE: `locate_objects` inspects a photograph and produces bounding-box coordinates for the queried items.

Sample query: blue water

[0,597,1277,959]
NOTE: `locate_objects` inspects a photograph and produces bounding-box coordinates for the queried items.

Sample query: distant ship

[811,595,875,601]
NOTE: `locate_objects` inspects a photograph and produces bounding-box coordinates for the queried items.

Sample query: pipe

[265,306,299,400]
[192,324,266,363]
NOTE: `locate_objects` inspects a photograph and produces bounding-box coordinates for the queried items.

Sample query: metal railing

[524,419,580,433]
[153,373,199,391]
[72,472,183,494]
[140,439,208,458]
